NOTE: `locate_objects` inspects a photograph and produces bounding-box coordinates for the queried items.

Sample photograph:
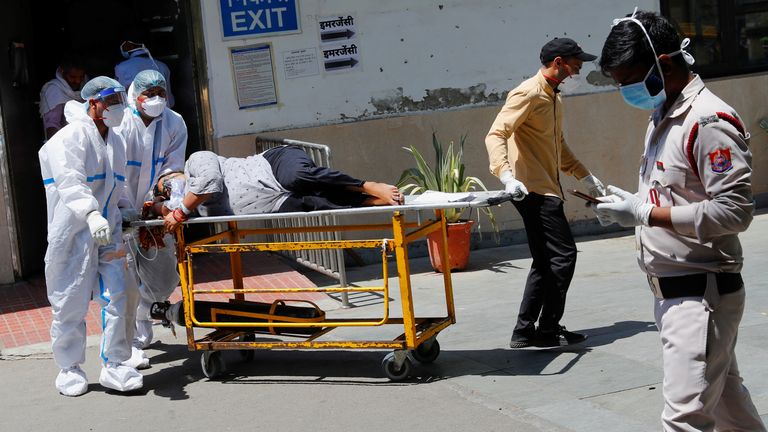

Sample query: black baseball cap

[540,38,597,63]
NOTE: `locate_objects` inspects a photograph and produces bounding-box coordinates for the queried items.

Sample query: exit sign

[220,0,301,39]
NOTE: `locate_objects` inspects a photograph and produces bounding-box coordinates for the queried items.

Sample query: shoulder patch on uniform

[698,114,719,127]
[708,147,733,174]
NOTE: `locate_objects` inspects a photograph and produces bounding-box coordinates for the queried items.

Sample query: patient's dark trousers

[512,193,577,336]
[263,146,368,212]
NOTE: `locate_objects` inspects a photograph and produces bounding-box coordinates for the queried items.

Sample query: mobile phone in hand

[568,189,602,204]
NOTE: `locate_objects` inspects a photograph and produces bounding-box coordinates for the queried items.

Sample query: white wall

[200,0,657,137]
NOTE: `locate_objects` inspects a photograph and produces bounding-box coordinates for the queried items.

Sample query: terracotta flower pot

[426,220,475,273]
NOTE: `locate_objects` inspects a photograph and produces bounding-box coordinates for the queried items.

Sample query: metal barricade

[255,136,349,306]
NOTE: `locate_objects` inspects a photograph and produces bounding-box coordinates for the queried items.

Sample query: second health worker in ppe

[119,69,186,362]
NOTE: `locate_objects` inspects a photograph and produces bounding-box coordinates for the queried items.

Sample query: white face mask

[164,178,187,210]
[102,105,125,128]
[141,96,166,118]
[558,74,586,95]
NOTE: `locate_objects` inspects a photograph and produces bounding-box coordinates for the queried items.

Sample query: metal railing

[255,136,350,306]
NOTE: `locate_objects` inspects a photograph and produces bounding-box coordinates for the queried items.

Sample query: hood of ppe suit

[64,99,93,125]
[127,82,138,110]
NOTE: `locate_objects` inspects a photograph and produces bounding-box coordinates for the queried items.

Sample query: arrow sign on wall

[321,29,355,41]
[324,58,358,70]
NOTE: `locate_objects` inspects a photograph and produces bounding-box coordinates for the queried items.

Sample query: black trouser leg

[512,193,577,336]
[264,146,368,211]
[264,146,365,192]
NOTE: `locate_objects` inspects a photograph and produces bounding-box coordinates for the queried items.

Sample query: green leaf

[397,132,499,237]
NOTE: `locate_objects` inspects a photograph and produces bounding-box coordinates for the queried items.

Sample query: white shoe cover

[99,363,143,392]
[122,346,150,370]
[56,366,88,397]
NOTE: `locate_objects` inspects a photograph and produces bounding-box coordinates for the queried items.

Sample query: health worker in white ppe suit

[119,69,185,366]
[38,76,143,396]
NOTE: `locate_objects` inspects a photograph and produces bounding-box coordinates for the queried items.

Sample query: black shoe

[150,301,171,326]
[509,332,535,348]
[534,326,587,347]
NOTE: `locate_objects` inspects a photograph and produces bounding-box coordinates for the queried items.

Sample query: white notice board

[282,47,320,80]
[230,43,278,109]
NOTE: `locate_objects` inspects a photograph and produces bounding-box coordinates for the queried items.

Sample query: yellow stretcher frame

[136,192,511,380]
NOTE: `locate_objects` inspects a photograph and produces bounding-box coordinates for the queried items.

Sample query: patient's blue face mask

[619,62,666,110]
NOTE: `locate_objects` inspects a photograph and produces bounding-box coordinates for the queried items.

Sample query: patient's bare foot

[361,182,403,206]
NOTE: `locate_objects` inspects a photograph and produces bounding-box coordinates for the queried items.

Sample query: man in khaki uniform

[596,9,765,432]
[485,37,606,348]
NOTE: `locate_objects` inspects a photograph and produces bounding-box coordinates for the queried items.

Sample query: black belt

[648,273,743,299]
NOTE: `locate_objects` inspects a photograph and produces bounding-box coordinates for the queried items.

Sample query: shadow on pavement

[140,320,656,397]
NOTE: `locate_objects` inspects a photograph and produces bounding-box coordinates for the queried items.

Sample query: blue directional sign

[220,0,301,39]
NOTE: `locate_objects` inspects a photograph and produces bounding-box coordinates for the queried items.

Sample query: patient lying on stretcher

[148,146,404,233]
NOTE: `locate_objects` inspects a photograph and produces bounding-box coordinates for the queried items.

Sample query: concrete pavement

[1,213,766,432]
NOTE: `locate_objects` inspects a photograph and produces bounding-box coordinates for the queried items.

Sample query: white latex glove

[500,170,528,201]
[593,185,653,227]
[86,210,111,246]
[120,207,140,223]
[581,174,607,197]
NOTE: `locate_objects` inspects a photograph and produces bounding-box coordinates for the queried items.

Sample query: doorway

[0,0,209,282]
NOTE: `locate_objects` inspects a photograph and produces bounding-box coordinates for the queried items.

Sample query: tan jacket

[485,70,590,198]
[636,75,753,276]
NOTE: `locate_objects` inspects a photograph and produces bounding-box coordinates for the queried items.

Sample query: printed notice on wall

[282,48,319,79]
[230,44,278,109]
[318,14,360,73]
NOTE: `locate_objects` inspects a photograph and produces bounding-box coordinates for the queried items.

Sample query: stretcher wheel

[382,352,412,381]
[239,334,256,362]
[412,339,440,364]
[201,351,225,379]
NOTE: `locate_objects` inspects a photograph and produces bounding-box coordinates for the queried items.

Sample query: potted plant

[397,132,497,272]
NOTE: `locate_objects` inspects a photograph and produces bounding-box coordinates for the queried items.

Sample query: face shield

[95,86,127,106]
[94,86,127,127]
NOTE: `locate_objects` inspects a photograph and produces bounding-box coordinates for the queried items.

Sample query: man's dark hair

[599,10,687,75]
[60,51,86,73]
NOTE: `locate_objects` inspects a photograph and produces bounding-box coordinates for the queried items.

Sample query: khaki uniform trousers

[654,289,765,431]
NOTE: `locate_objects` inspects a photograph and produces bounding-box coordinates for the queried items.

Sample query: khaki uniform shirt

[485,70,590,198]
[636,75,754,277]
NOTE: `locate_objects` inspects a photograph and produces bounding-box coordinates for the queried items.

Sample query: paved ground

[0,252,327,349]
[1,214,766,432]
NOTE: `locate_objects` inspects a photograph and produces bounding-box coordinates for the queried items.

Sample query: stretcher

[133,191,512,380]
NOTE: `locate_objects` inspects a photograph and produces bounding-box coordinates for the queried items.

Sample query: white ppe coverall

[119,92,185,348]
[39,100,131,369]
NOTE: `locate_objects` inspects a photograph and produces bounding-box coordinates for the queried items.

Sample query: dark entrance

[0,0,208,280]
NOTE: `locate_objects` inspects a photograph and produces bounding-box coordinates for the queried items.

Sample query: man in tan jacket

[485,37,605,348]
